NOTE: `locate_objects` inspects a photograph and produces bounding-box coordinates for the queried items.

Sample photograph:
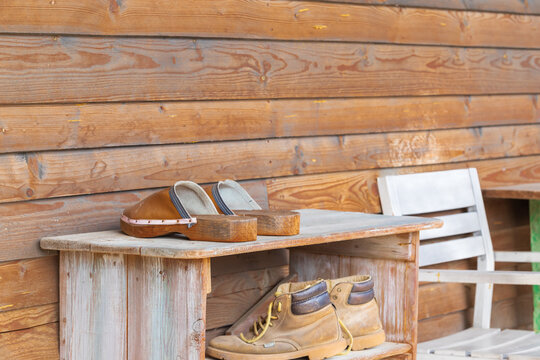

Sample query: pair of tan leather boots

[207,275,385,360]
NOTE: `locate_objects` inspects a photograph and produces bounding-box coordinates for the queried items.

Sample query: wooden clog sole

[121,215,257,242]
[234,210,300,236]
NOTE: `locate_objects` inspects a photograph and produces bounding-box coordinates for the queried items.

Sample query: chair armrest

[494,251,540,263]
[419,269,540,285]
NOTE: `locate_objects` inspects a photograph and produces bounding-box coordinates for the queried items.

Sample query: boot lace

[337,317,354,355]
[240,291,283,344]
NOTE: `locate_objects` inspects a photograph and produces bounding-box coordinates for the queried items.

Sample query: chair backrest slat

[377,168,495,328]
[378,169,476,216]
[420,212,481,241]
[419,236,485,267]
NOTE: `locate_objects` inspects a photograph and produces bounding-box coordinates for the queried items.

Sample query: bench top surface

[483,182,540,200]
[40,209,441,259]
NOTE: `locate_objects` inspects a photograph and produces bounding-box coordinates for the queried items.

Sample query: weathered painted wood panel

[1,37,540,104]
[127,256,208,360]
[0,1,539,48]
[59,252,127,360]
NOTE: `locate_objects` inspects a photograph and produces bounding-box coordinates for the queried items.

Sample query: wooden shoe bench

[41,209,441,360]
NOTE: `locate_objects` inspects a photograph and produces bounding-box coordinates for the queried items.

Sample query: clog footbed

[209,180,300,236]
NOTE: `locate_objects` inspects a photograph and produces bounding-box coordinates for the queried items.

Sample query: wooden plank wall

[0,0,539,357]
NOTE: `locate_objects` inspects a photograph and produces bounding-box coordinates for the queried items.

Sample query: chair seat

[419,328,540,359]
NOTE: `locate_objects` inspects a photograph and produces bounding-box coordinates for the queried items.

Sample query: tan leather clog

[208,180,300,236]
[121,181,257,242]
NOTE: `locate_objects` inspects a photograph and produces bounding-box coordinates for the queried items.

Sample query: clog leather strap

[168,186,196,227]
[211,184,235,215]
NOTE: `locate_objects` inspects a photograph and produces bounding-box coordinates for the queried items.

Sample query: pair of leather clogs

[121,180,300,242]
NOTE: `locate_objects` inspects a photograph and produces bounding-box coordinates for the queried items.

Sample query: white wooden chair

[377,168,540,360]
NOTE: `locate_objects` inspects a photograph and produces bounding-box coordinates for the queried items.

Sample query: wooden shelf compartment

[41,209,440,360]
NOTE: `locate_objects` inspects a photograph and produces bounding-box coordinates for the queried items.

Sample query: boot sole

[121,215,257,242]
[351,329,386,351]
[206,339,347,360]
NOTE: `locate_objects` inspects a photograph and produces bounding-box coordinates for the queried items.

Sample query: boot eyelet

[332,295,338,300]
[337,288,342,293]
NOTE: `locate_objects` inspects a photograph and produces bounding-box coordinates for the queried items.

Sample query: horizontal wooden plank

[419,236,486,267]
[40,209,440,259]
[484,183,540,200]
[301,233,415,261]
[207,286,271,329]
[0,303,58,334]
[1,37,540,104]
[209,265,288,298]
[420,212,481,241]
[420,269,540,285]
[322,0,540,15]
[0,322,59,360]
[0,256,58,312]
[211,249,288,277]
[266,154,540,213]
[0,181,267,261]
[418,310,468,343]
[419,292,533,343]
[0,190,155,260]
[1,155,539,262]
[0,1,539,49]
[3,124,540,204]
[1,94,538,153]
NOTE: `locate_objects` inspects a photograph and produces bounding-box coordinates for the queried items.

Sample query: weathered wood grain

[207,286,273,329]
[0,181,267,262]
[127,256,208,360]
[60,252,127,360]
[0,303,58,334]
[418,293,533,342]
[266,155,540,212]
[0,322,59,360]
[304,233,415,261]
[1,95,538,153]
[211,249,288,276]
[3,124,540,203]
[209,265,288,298]
[322,0,540,15]
[484,183,540,200]
[0,256,58,312]
[1,37,540,104]
[0,190,155,260]
[2,156,539,263]
[0,1,539,48]
[41,209,440,259]
[418,311,467,342]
